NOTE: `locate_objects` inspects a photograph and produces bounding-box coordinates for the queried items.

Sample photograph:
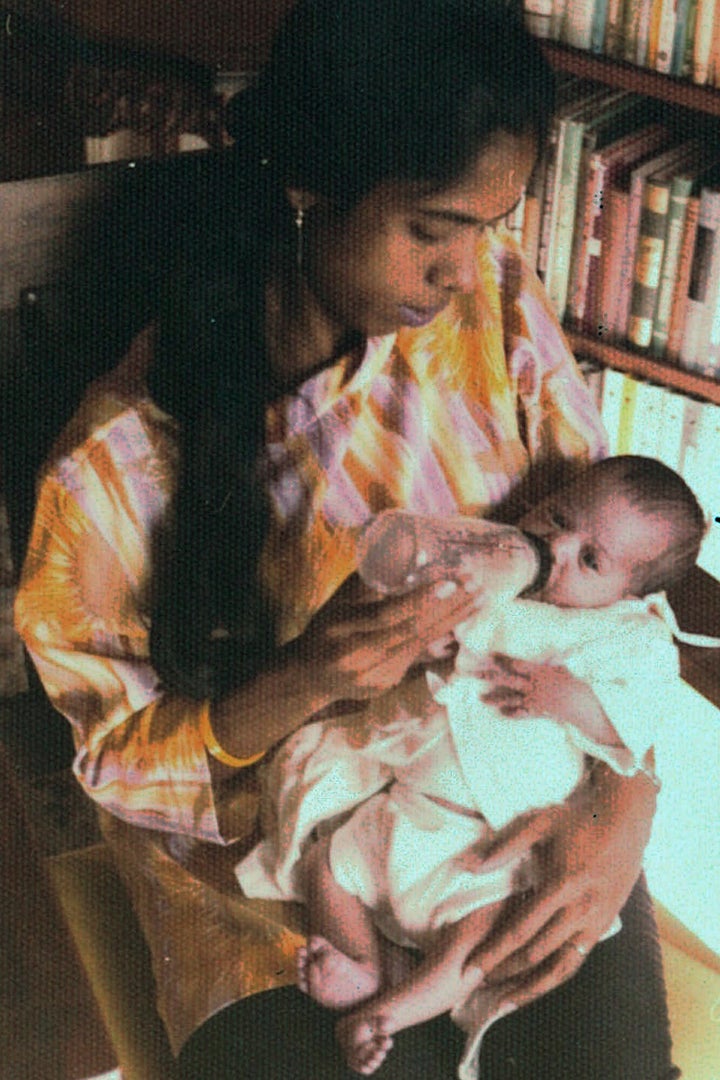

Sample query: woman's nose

[427,236,479,293]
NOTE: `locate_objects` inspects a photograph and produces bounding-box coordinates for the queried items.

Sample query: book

[524,0,556,36]
[628,143,708,350]
[562,0,598,46]
[567,122,670,333]
[616,373,640,454]
[598,186,631,340]
[537,81,617,289]
[547,89,640,322]
[522,189,544,271]
[623,0,654,64]
[618,140,697,342]
[627,378,667,455]
[599,366,628,452]
[654,388,688,471]
[647,0,678,71]
[671,0,698,74]
[650,157,720,357]
[578,358,605,409]
[692,0,718,84]
[680,400,720,579]
[680,0,702,76]
[605,0,628,55]
[666,193,701,359]
[591,0,611,49]
[679,183,720,374]
[551,0,570,37]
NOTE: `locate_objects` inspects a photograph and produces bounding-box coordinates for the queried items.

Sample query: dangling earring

[295,206,304,271]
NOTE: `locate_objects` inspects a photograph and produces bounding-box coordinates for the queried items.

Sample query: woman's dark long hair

[147,0,556,699]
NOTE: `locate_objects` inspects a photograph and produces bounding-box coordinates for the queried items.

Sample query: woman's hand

[462,762,658,1011]
[288,572,479,705]
[475,653,622,745]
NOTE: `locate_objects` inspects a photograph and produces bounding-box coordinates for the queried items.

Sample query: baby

[237,455,712,1078]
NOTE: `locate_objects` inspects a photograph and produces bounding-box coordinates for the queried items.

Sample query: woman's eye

[409,222,444,245]
[549,510,566,528]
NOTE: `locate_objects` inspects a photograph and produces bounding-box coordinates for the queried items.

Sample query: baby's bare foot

[335,1012,394,1075]
[297,935,380,1010]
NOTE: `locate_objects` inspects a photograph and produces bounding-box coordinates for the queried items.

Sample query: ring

[574,942,588,957]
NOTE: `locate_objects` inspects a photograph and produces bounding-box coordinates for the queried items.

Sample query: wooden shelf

[565,330,720,405]
[541,42,720,118]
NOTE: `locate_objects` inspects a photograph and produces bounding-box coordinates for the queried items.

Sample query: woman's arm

[16,451,482,839]
[462,762,658,1006]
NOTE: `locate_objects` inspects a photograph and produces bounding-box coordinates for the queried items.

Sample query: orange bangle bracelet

[199,701,266,769]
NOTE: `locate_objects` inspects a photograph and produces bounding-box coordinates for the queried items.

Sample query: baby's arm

[475,654,624,747]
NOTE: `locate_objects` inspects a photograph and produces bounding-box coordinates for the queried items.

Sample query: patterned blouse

[14,228,608,1052]
[15,229,606,848]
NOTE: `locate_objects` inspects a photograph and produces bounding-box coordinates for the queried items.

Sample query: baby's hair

[587,455,706,594]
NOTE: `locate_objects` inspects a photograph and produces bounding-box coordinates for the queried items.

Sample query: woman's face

[302,130,537,338]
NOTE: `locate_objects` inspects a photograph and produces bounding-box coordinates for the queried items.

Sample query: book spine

[654,388,686,471]
[692,0,716,84]
[628,380,664,456]
[546,119,586,320]
[652,0,678,71]
[599,366,627,453]
[591,0,611,48]
[679,189,720,372]
[522,192,544,271]
[598,187,631,339]
[623,0,646,60]
[616,373,639,453]
[670,0,692,74]
[635,0,655,64]
[536,131,562,282]
[605,0,628,54]
[680,0,701,76]
[562,0,598,46]
[524,0,555,37]
[628,177,672,348]
[666,194,701,359]
[650,181,693,356]
[551,0,569,38]
[567,152,605,327]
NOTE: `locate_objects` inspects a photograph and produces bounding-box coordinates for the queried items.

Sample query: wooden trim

[541,42,720,118]
[565,329,720,405]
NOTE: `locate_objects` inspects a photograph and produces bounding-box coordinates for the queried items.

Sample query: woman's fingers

[490,939,588,1014]
[478,805,559,872]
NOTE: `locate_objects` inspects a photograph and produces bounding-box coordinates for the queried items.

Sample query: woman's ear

[285,188,322,215]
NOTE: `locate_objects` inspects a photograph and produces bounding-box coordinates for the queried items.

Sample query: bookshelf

[542,41,720,407]
[538,41,720,707]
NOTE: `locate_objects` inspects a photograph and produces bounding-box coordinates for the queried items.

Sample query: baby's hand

[475,654,619,744]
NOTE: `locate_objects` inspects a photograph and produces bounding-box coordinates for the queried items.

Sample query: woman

[15,1,677,1077]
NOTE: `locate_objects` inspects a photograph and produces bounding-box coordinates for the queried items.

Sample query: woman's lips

[398,303,446,328]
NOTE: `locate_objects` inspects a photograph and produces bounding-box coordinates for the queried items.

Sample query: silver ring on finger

[573,942,589,957]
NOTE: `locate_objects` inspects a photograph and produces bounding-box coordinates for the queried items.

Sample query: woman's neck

[264,267,361,389]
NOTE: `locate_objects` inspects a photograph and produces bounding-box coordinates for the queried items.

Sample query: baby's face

[519,476,673,608]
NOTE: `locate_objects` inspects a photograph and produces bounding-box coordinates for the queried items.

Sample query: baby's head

[519,455,706,608]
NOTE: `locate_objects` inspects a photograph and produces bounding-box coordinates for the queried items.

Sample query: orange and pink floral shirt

[15,229,606,844]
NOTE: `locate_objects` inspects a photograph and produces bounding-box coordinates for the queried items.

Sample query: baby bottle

[356,510,551,600]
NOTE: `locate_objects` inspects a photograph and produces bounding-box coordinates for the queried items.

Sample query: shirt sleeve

[14,436,242,844]
[492,226,609,465]
[563,618,681,776]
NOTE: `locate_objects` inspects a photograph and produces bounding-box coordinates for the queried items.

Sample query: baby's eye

[581,548,599,572]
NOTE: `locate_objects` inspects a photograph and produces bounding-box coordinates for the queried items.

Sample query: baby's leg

[336,899,502,1076]
[297,834,383,1011]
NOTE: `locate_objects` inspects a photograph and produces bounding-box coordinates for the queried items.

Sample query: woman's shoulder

[46,325,178,491]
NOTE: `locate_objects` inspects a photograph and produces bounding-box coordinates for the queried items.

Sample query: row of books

[580,360,720,577]
[502,77,720,378]
[524,0,720,85]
